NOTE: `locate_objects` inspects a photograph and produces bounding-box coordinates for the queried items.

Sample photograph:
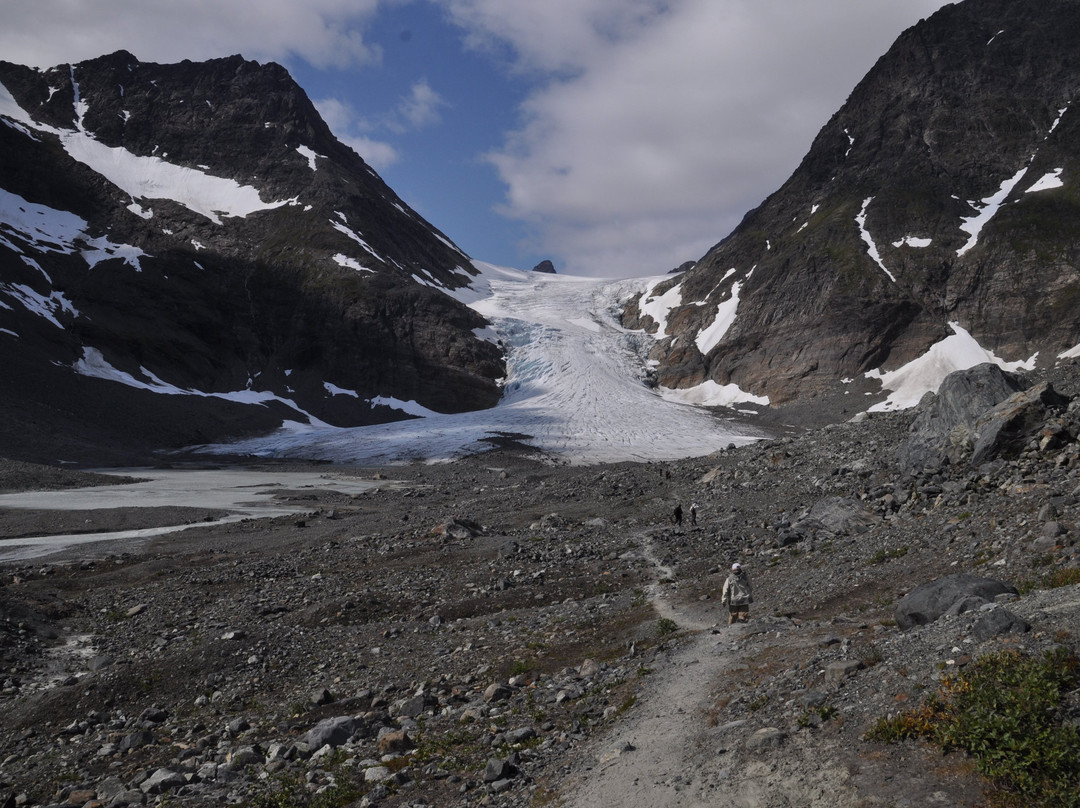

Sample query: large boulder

[897,364,1029,474]
[306,716,366,749]
[894,574,1017,630]
[970,382,1070,464]
[796,497,879,536]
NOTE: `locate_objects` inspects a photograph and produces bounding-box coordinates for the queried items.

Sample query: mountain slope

[632,0,1080,421]
[0,51,504,464]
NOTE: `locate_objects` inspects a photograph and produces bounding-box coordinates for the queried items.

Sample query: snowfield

[201,263,765,465]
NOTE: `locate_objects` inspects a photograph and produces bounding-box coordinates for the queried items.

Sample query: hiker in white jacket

[721,563,753,624]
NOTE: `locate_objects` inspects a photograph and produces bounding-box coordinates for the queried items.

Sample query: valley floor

[2,375,1079,807]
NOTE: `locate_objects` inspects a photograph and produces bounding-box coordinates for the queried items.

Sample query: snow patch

[958,165,1029,255]
[0,78,289,225]
[297,145,322,171]
[696,280,742,355]
[638,278,682,336]
[370,396,439,417]
[333,253,373,274]
[1026,168,1063,194]
[891,235,932,248]
[659,380,769,408]
[856,197,896,282]
[0,187,145,271]
[865,322,1037,412]
[73,347,330,425]
[324,383,358,398]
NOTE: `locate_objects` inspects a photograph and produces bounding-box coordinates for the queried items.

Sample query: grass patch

[796,704,839,728]
[870,546,908,565]
[866,648,1080,807]
[246,770,361,808]
[1018,566,1080,594]
[655,617,679,636]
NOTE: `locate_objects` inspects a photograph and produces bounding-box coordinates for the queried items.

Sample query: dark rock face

[635,0,1080,417]
[532,260,556,274]
[0,51,504,463]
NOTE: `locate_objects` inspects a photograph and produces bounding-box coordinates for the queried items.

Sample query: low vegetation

[867,648,1080,807]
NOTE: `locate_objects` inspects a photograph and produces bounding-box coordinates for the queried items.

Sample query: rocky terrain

[1,361,1079,807]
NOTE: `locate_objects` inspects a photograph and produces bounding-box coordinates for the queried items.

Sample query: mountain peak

[0,52,503,463]
[635,0,1080,423]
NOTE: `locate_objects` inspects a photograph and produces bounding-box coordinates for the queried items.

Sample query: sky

[1,0,953,278]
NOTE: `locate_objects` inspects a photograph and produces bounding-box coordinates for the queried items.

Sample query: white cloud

[315,79,446,168]
[450,0,952,276]
[439,0,671,75]
[314,97,400,168]
[397,79,449,129]
[0,0,390,70]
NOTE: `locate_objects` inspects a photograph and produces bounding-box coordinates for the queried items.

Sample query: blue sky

[2,0,952,277]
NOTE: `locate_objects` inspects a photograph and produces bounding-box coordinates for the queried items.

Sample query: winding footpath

[559,528,752,807]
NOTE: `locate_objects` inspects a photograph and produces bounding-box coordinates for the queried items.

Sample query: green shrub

[867,648,1080,807]
[655,617,679,636]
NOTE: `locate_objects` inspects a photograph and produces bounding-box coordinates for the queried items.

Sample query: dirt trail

[559,529,752,807]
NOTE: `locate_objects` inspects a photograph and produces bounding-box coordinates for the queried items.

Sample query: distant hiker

[673,503,683,526]
[721,563,753,624]
[689,503,698,526]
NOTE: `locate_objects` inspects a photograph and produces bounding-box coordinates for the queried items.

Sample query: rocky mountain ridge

[632,0,1080,422]
[0,51,504,465]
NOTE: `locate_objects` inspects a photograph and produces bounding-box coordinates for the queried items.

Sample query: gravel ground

[1,367,1079,808]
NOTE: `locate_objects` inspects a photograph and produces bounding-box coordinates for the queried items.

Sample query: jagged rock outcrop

[0,51,504,463]
[897,363,1030,473]
[897,363,1072,473]
[633,0,1080,418]
[532,260,556,274]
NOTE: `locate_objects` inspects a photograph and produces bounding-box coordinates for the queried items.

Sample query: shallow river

[0,468,380,562]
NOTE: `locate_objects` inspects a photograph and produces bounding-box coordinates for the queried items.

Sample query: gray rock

[1042,521,1067,537]
[306,716,365,749]
[119,729,154,751]
[798,497,878,536]
[364,766,392,783]
[745,727,786,750]
[396,694,432,718]
[824,660,864,685]
[483,757,516,783]
[793,690,826,709]
[897,364,1028,474]
[111,789,148,805]
[504,727,536,745]
[895,574,1017,630]
[944,595,989,617]
[87,655,114,672]
[229,745,264,766]
[972,608,1031,642]
[971,382,1070,464]
[140,768,186,794]
[483,682,515,703]
[93,777,126,803]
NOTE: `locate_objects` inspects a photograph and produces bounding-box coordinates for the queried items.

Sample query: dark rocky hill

[630,0,1080,422]
[0,51,504,464]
